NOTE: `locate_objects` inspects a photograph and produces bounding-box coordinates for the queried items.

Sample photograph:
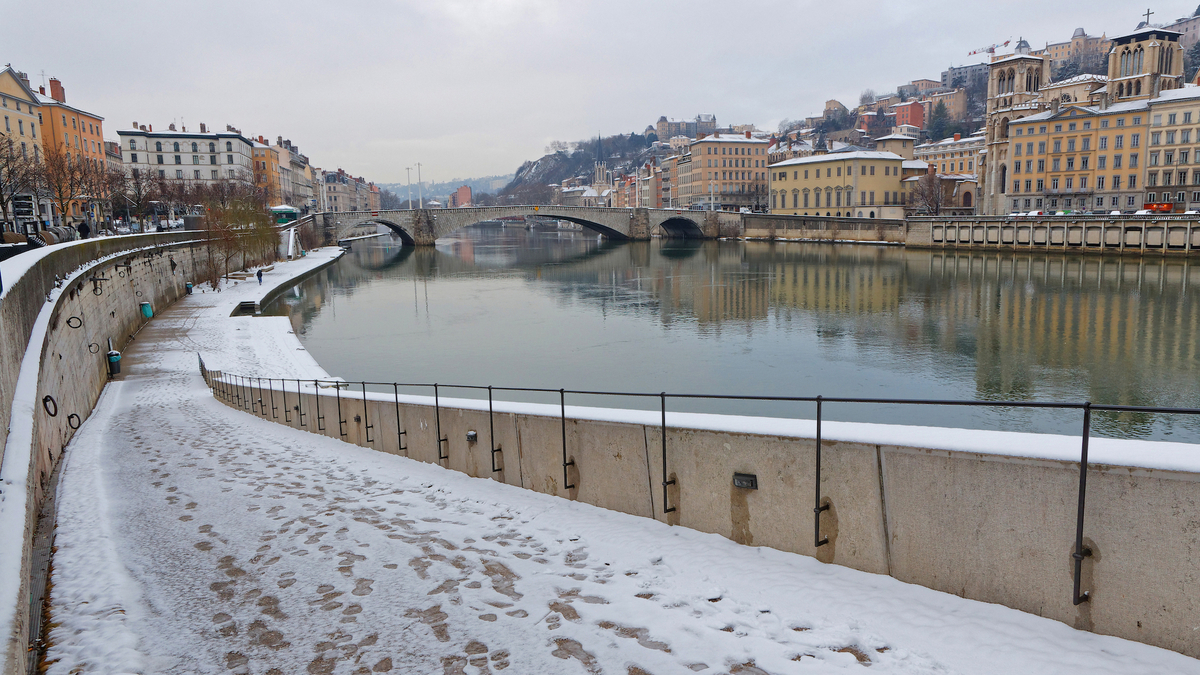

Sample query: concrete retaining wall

[742,214,907,243]
[205,380,1200,658]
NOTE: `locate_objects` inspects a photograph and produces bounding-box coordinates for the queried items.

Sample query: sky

[8,0,1163,185]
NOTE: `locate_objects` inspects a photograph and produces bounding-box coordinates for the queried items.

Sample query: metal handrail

[195,354,1200,607]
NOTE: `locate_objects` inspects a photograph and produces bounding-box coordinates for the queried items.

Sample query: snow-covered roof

[33,91,105,120]
[903,160,930,170]
[875,134,917,141]
[769,151,904,168]
[914,135,985,150]
[1040,73,1109,90]
[693,135,770,145]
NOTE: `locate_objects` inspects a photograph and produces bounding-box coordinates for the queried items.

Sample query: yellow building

[678,131,769,210]
[1144,86,1200,209]
[0,67,44,231]
[768,150,907,219]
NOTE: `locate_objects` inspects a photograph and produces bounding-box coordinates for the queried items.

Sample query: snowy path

[44,252,1200,674]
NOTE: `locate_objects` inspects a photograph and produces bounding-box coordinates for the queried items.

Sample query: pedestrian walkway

[42,250,1200,674]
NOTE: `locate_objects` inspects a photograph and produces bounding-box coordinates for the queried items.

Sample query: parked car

[1133,209,1152,215]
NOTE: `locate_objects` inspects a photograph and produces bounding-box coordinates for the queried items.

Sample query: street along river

[264,226,1200,442]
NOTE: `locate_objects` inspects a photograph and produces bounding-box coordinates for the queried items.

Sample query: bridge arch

[655,216,704,239]
[364,219,416,246]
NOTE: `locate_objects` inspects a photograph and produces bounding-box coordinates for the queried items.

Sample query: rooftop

[770,151,904,168]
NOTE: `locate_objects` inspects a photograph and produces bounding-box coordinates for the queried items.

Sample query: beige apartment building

[914,133,984,176]
[769,151,908,219]
[1041,28,1111,70]
[1143,86,1200,209]
[677,132,770,210]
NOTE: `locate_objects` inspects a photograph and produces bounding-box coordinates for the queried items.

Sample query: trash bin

[140,301,153,319]
[185,282,193,295]
[107,350,122,376]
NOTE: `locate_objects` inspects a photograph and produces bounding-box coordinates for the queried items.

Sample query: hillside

[500,133,657,203]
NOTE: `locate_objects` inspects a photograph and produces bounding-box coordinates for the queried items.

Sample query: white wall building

[117,122,254,185]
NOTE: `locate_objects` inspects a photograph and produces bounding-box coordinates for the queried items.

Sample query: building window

[226,141,233,151]
[211,170,218,179]
[156,154,163,164]
[1097,176,1105,190]
[176,169,183,179]
[131,153,138,163]
[173,142,180,152]
[194,169,201,179]
[155,141,162,151]
[227,154,234,164]
[175,155,182,164]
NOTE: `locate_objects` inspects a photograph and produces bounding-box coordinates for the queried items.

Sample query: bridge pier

[412,210,438,246]
[628,209,651,241]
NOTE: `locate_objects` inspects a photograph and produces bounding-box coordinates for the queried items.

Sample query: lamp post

[417,163,423,209]
[405,167,413,209]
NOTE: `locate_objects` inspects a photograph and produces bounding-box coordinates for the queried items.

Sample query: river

[264,226,1200,442]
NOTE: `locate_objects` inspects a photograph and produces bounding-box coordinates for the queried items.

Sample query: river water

[264,227,1200,442]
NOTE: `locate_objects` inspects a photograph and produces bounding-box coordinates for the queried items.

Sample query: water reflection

[263,228,1200,441]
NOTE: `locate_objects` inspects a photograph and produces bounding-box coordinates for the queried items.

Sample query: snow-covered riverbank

[42,247,1200,674]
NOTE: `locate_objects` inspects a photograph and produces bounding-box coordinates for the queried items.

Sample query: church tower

[1108,23,1184,102]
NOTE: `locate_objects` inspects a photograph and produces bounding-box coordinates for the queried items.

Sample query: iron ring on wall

[42,395,58,417]
[135,291,143,297]
[117,270,125,278]
[66,316,83,329]
[67,413,81,429]
[93,286,103,296]
[88,343,100,354]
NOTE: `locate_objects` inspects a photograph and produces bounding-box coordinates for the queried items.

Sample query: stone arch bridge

[315,206,745,245]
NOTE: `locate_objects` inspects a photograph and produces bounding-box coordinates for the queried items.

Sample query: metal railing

[196,355,1200,607]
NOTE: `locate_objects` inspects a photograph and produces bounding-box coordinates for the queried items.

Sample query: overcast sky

[10,0,1156,185]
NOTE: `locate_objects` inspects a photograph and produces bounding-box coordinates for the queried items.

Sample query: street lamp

[417,163,423,209]
[405,167,413,209]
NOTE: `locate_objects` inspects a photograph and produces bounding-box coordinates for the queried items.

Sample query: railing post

[269,378,278,419]
[1072,401,1094,605]
[561,389,576,491]
[814,396,829,547]
[256,377,263,415]
[393,383,406,452]
[336,381,347,437]
[297,379,306,427]
[489,385,502,473]
[434,384,448,462]
[661,392,675,514]
[362,382,374,443]
[314,380,325,431]
[283,378,291,423]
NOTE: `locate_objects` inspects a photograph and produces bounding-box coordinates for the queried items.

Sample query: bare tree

[34,142,97,229]
[0,132,39,232]
[911,173,946,215]
[119,165,159,228]
[859,89,877,106]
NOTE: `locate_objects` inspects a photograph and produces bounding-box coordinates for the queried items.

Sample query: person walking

[257,269,263,285]
[76,220,91,239]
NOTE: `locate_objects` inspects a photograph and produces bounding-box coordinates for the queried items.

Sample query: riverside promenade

[40,249,1200,674]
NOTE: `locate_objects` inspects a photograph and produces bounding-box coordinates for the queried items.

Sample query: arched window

[226,141,233,151]
[963,191,973,208]
[191,142,198,152]
[1026,71,1032,92]
[128,139,136,150]
[999,117,1009,139]
[1007,69,1016,92]
[173,142,180,152]
[997,71,1006,95]
[155,141,162,152]
[1136,47,1143,75]
[1135,80,1142,96]
[869,211,875,218]
[999,163,1007,194]
[209,142,215,152]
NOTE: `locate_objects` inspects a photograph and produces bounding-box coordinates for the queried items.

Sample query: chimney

[39,86,45,95]
[149,124,152,131]
[48,77,65,103]
[745,130,751,138]
[18,72,30,89]
[132,121,138,129]
[954,133,961,141]
[200,123,207,133]
[169,123,176,131]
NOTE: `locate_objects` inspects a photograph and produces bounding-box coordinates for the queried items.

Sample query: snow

[32,245,1200,673]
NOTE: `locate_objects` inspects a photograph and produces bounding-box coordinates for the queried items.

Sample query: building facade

[915,133,984,176]
[36,77,109,226]
[676,132,769,210]
[0,67,46,232]
[118,123,254,187]
[769,151,908,219]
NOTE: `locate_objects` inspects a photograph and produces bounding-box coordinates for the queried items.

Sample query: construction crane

[969,39,1011,56]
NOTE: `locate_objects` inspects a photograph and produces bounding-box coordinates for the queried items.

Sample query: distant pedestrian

[76,221,91,239]
[257,269,263,285]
